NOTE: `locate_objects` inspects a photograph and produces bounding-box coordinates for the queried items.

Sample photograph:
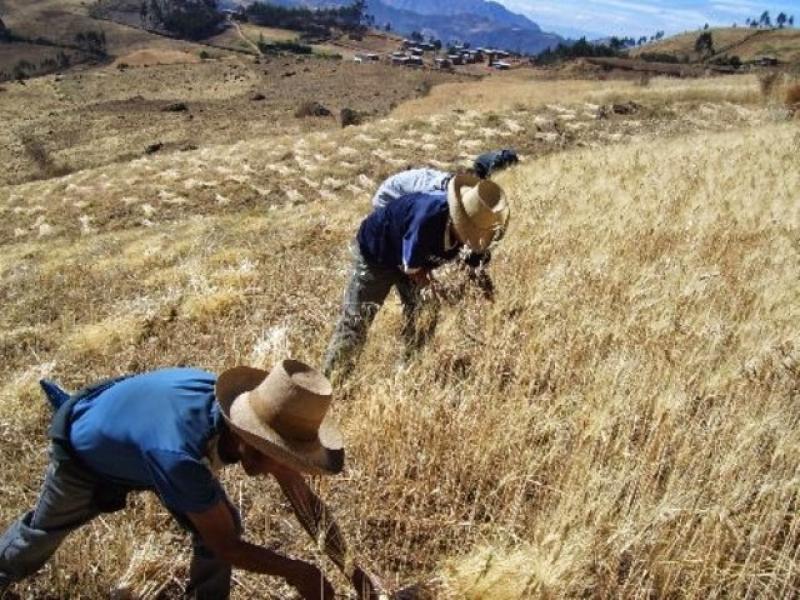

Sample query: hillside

[2,63,799,598]
[631,27,800,63]
[227,0,563,54]
[364,0,561,54]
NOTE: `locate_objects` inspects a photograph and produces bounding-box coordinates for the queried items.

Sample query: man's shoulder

[121,367,216,389]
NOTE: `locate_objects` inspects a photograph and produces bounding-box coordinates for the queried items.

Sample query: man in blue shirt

[322,173,511,379]
[0,361,383,599]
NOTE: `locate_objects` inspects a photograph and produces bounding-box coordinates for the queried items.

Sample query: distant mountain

[367,0,560,53]
[379,0,541,32]
[227,0,562,54]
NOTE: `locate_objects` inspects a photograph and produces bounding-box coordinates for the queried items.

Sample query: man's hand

[352,566,388,599]
[287,561,336,600]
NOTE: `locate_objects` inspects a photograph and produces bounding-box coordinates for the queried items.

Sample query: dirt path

[230,18,262,56]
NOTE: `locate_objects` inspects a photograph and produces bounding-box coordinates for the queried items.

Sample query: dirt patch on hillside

[0,55,466,186]
[113,49,202,68]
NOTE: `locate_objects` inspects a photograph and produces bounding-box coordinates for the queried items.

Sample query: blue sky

[497,0,799,39]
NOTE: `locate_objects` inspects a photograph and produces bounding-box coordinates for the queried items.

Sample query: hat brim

[448,174,510,252]
[216,366,344,476]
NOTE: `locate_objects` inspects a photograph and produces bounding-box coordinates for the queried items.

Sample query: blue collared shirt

[358,190,462,272]
[69,368,225,514]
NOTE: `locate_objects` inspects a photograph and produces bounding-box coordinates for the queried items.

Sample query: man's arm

[275,471,386,599]
[187,501,335,600]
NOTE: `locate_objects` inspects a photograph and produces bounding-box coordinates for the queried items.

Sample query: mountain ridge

[226,0,562,53]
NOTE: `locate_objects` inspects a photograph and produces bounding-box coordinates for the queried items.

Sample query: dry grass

[0,73,798,598]
[587,74,761,106]
[630,27,800,63]
[393,72,762,118]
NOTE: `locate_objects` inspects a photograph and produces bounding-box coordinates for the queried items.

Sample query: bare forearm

[221,539,302,579]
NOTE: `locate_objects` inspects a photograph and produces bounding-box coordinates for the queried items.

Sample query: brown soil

[0,53,466,186]
[113,49,202,68]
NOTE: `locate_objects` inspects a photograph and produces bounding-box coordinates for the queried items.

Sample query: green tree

[776,13,787,28]
[695,31,714,57]
[759,11,771,27]
[75,30,107,56]
[147,0,225,40]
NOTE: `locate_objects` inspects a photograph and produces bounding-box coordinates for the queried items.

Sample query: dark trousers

[323,245,439,379]
[0,448,240,599]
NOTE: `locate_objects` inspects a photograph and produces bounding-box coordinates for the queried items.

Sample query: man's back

[69,368,224,513]
[370,168,451,209]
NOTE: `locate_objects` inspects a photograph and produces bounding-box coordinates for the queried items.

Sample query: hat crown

[448,174,510,252]
[247,360,332,442]
[461,180,506,229]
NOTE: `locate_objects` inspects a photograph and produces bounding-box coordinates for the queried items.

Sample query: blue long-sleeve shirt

[358,191,465,272]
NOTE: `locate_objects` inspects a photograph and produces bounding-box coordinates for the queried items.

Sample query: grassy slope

[439,122,800,598]
[0,76,798,597]
[630,27,800,62]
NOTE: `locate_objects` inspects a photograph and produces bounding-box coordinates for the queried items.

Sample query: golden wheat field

[1,71,799,599]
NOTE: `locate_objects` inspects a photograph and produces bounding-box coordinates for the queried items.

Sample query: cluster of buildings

[386,39,515,70]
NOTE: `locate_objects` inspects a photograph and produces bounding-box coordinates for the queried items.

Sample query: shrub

[257,39,312,55]
[295,101,331,118]
[640,52,681,64]
[20,135,69,178]
[74,30,107,56]
[340,107,361,128]
[416,79,433,97]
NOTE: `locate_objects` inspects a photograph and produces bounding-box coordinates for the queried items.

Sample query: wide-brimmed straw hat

[447,174,510,252]
[215,359,344,476]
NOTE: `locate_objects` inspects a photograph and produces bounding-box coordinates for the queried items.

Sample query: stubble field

[0,64,799,598]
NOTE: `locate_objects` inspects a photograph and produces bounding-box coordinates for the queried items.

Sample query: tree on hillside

[409,30,423,43]
[144,0,226,40]
[695,31,714,57]
[759,11,771,28]
[75,30,108,56]
[246,1,367,37]
[776,13,787,28]
[790,16,794,26]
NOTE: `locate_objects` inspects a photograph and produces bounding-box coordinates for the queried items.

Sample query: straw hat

[215,360,344,476]
[447,174,510,252]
